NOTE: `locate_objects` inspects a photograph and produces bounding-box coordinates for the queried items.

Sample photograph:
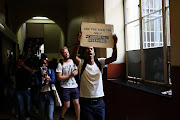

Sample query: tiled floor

[0,107,76,120]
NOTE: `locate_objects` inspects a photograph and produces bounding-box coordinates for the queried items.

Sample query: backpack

[59,59,63,73]
[80,59,101,78]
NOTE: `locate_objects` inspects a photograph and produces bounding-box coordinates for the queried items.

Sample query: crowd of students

[8,31,118,120]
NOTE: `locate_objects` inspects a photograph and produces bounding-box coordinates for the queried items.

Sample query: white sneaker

[15,114,18,119]
[25,117,30,120]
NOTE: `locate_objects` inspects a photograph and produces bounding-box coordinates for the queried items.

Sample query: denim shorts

[62,87,79,101]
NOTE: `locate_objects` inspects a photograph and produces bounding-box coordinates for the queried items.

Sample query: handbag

[51,84,62,106]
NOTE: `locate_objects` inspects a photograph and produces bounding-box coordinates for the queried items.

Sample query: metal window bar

[143,14,163,48]
[162,0,168,84]
[125,0,170,85]
[123,0,129,80]
[140,0,145,80]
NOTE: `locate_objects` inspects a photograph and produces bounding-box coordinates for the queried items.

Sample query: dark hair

[41,54,47,60]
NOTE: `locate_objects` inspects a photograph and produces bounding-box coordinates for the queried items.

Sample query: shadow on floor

[0,106,76,120]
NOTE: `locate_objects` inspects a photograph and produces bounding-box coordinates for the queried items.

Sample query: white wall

[26,23,44,38]
[104,0,125,63]
[44,23,64,59]
[0,0,5,25]
[17,23,26,54]
[170,0,180,66]
[66,0,105,57]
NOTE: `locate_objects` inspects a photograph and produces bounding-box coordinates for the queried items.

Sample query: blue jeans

[39,92,54,120]
[80,98,105,120]
[16,89,31,120]
[31,85,40,107]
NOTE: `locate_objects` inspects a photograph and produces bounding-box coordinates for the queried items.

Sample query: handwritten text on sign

[81,22,114,48]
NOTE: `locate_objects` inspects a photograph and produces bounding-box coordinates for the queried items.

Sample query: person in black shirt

[15,55,33,120]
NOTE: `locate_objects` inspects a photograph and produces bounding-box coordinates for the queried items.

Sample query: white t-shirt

[56,59,78,88]
[78,58,106,98]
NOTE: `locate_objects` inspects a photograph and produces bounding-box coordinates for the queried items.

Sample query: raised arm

[17,60,33,73]
[23,64,33,73]
[71,31,81,66]
[105,34,118,65]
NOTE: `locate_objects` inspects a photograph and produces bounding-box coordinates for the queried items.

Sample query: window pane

[166,8,170,46]
[128,50,141,78]
[166,0,169,7]
[126,20,140,50]
[145,47,164,82]
[126,0,139,23]
[142,0,162,16]
[142,11,163,48]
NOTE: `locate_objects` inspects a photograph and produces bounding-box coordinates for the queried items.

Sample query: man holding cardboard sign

[81,22,114,48]
[71,22,117,120]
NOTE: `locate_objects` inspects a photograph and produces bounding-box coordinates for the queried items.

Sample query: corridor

[0,0,180,120]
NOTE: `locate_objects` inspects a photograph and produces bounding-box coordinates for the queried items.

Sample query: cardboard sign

[81,22,114,48]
